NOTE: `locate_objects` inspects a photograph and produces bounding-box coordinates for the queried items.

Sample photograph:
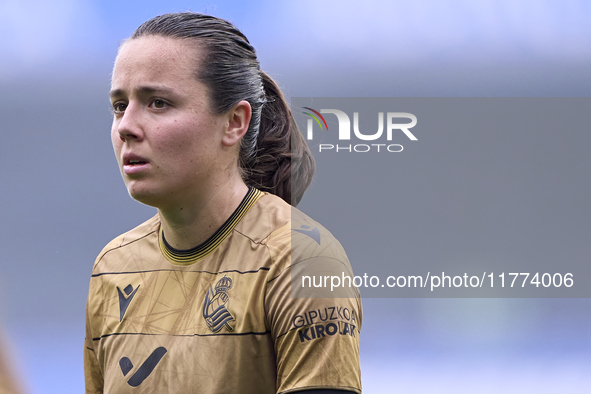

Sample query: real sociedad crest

[202,276,235,332]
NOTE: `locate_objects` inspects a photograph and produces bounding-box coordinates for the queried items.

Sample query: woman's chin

[126,186,162,208]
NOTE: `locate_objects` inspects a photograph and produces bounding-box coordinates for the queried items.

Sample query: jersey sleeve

[84,278,104,393]
[265,219,362,394]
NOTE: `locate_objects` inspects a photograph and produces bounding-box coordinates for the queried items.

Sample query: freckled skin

[109,35,251,249]
[110,36,236,211]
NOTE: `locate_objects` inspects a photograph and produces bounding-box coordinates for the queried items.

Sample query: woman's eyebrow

[109,88,125,99]
[109,85,176,99]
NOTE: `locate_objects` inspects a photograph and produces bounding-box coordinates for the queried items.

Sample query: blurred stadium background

[0,1,590,392]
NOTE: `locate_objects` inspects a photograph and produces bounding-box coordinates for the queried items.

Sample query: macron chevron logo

[294,225,321,245]
[117,284,140,322]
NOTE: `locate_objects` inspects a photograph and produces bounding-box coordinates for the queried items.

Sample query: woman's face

[110,35,232,208]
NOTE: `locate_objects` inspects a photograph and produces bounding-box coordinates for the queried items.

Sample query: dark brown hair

[130,12,315,206]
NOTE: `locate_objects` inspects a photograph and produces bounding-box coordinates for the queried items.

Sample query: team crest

[202,276,235,332]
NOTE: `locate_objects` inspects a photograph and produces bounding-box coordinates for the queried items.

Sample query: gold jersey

[85,189,362,393]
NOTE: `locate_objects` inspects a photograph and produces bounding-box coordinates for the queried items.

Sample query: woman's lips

[122,153,150,174]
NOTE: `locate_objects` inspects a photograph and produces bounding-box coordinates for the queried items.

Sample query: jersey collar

[159,187,263,264]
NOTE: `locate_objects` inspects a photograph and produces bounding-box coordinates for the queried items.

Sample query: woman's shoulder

[92,215,160,267]
[238,192,348,263]
[236,192,334,244]
[254,193,360,298]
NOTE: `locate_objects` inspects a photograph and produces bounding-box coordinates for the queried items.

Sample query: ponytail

[242,72,315,206]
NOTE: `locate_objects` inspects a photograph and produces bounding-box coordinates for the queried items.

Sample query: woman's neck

[157,180,249,250]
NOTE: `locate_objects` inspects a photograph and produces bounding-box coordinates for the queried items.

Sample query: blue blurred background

[1,1,590,392]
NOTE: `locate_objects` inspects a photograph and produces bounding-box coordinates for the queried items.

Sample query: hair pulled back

[130,12,314,206]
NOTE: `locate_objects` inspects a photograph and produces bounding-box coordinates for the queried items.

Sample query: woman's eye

[151,99,167,109]
[113,102,127,113]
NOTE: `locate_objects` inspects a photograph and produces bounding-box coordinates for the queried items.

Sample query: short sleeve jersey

[84,189,362,393]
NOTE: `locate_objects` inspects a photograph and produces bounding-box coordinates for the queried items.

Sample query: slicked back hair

[129,12,315,206]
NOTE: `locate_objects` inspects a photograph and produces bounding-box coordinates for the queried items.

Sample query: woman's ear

[222,100,252,147]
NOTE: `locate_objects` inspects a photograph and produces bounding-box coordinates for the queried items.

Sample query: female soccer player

[85,12,361,393]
